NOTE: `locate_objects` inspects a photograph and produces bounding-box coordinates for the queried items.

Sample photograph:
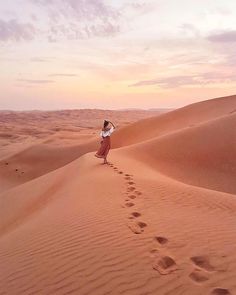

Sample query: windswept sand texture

[0,96,236,295]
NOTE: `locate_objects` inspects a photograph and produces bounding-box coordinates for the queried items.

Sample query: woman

[95,120,115,164]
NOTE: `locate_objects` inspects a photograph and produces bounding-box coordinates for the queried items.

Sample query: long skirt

[95,136,111,159]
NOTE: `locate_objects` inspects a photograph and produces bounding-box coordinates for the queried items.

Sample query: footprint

[127,186,136,192]
[137,221,147,228]
[118,171,123,174]
[128,194,136,199]
[134,191,142,196]
[211,288,231,295]
[125,174,131,176]
[153,255,178,275]
[128,222,142,234]
[155,236,168,245]
[125,202,135,207]
[131,212,141,218]
[125,176,132,181]
[191,256,214,272]
[189,269,209,283]
[128,221,146,234]
[127,181,135,185]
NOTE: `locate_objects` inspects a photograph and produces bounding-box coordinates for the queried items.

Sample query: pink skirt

[95,136,111,159]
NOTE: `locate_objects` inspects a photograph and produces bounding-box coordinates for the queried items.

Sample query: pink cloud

[33,0,121,40]
[131,75,198,88]
[0,19,36,42]
[180,23,200,37]
[208,30,236,42]
[30,57,49,62]
[130,72,236,88]
[48,73,77,77]
[17,79,54,84]
[34,0,118,20]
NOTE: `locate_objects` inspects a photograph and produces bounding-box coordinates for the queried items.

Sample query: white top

[100,126,115,138]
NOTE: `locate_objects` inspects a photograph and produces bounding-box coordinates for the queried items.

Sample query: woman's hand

[109,121,115,128]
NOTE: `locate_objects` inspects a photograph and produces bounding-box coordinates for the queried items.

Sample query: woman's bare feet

[103,158,108,164]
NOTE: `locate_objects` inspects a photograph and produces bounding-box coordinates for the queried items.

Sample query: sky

[1,0,236,110]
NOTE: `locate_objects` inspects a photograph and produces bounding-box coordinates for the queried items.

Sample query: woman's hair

[103,120,109,128]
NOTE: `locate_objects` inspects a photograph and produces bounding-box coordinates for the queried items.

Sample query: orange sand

[0,96,235,295]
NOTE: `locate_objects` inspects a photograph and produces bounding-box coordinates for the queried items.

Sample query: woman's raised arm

[109,121,116,128]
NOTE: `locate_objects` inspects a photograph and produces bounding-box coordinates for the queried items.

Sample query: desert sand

[0,96,236,295]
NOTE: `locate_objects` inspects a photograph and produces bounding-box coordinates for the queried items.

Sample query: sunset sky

[1,0,236,110]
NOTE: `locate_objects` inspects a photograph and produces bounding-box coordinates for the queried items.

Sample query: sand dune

[0,109,165,160]
[0,95,236,295]
[2,95,235,194]
[121,112,236,194]
[112,94,236,147]
[0,109,165,193]
[0,137,98,193]
[1,152,235,295]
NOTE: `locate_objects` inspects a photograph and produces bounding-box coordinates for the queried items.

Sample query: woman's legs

[103,157,108,164]
[96,137,110,164]
[103,144,110,164]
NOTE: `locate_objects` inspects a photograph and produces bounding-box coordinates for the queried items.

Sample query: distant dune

[0,95,235,295]
[0,109,166,192]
